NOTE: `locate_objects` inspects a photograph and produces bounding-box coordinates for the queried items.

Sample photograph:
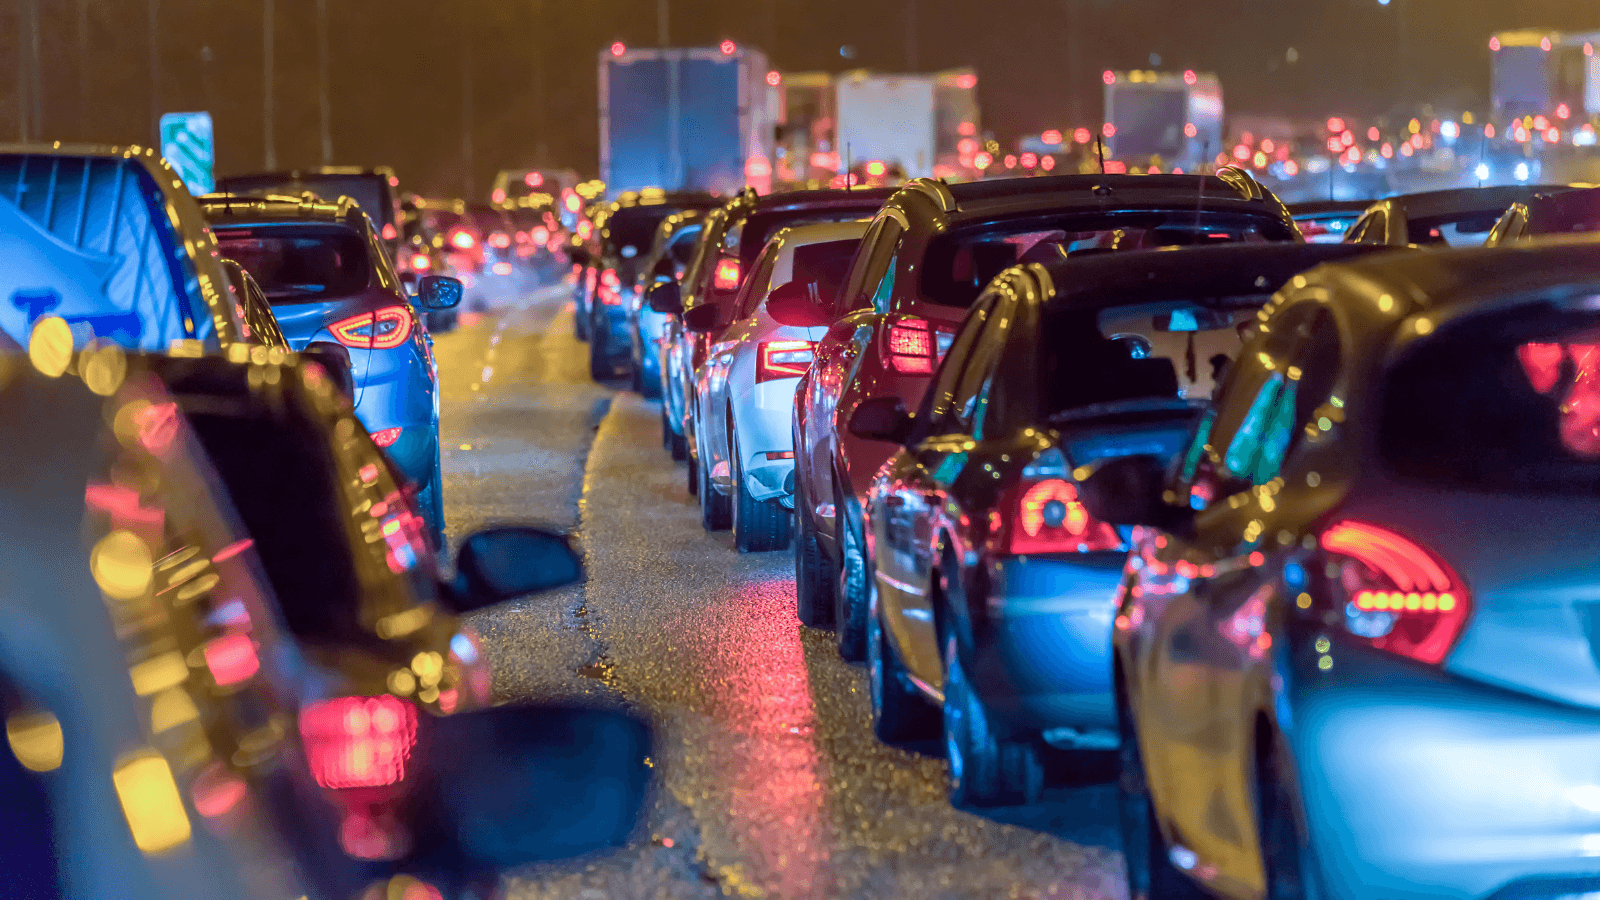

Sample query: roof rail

[903,177,957,213]
[1214,165,1265,201]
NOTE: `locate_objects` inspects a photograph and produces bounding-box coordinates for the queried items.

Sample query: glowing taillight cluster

[713,257,742,291]
[299,696,418,790]
[330,306,414,350]
[487,232,512,249]
[756,340,815,382]
[1006,478,1123,555]
[884,318,956,375]
[408,253,431,272]
[449,229,476,250]
[1320,520,1470,665]
[370,427,402,448]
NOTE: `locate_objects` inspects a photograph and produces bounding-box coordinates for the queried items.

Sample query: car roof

[200,192,368,229]
[223,166,395,180]
[1034,243,1398,311]
[1299,237,1600,320]
[894,173,1297,229]
[1385,184,1567,219]
[1289,199,1375,216]
[748,187,896,213]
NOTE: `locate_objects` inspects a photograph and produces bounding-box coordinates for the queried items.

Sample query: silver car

[693,220,870,552]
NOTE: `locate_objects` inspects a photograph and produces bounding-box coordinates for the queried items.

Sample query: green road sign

[159,112,214,196]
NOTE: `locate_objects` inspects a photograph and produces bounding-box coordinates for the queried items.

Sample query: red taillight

[756,340,815,382]
[1320,521,1470,665]
[886,318,934,374]
[330,306,415,350]
[714,257,742,290]
[488,232,511,249]
[532,226,550,244]
[1005,479,1122,555]
[600,268,620,288]
[203,633,259,687]
[370,427,402,447]
[382,223,397,241]
[449,229,476,250]
[299,696,418,789]
[409,253,431,272]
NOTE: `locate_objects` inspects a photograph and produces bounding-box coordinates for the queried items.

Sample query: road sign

[159,112,214,196]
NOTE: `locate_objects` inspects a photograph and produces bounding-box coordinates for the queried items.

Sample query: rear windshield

[736,237,861,320]
[214,226,373,303]
[1529,189,1600,237]
[925,211,1289,308]
[1381,305,1600,492]
[666,224,702,265]
[222,174,393,229]
[1406,211,1501,246]
[740,208,877,266]
[606,205,687,256]
[1039,297,1263,417]
[1296,214,1360,244]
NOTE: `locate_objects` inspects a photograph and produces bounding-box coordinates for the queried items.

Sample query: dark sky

[7,0,1597,197]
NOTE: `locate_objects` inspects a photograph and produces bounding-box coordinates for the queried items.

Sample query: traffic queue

[584,164,1600,898]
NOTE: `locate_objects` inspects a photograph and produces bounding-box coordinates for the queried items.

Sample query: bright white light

[1577,127,1599,147]
[1474,163,1491,181]
[1441,121,1460,140]
[1515,161,1531,182]
[1377,0,1390,5]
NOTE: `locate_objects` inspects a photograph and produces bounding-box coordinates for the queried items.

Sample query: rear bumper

[734,376,801,504]
[969,554,1125,736]
[1288,637,1600,900]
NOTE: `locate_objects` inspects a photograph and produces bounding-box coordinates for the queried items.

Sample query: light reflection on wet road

[434,287,1128,899]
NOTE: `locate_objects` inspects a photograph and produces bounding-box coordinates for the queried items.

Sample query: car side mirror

[403,703,652,869]
[681,303,724,334]
[1076,454,1194,533]
[448,526,582,611]
[646,280,682,314]
[300,341,354,398]
[847,396,913,443]
[416,275,464,310]
[765,281,832,328]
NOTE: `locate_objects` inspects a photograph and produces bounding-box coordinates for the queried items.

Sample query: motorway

[433,285,1128,900]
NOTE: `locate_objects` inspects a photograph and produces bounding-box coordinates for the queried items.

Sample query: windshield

[1381,306,1600,492]
[924,211,1288,308]
[214,226,374,303]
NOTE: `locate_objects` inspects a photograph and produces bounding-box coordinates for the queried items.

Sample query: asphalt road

[433,284,1129,900]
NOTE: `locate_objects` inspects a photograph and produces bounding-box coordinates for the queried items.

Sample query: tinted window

[606,205,686,256]
[740,209,875,267]
[923,211,1288,308]
[1528,189,1600,237]
[1406,211,1502,246]
[1381,306,1600,492]
[843,218,903,313]
[668,224,702,265]
[792,238,861,309]
[215,226,374,303]
[917,296,996,436]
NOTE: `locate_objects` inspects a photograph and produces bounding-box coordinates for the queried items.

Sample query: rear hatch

[1367,300,1600,709]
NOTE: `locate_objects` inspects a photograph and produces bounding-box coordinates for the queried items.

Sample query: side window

[870,250,899,313]
[1358,210,1389,245]
[916,295,1005,438]
[948,311,1011,437]
[839,218,904,315]
[734,241,781,320]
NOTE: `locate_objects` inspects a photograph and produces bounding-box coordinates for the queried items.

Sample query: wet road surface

[433,286,1129,900]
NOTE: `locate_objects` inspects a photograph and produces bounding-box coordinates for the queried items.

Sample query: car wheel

[574,299,590,341]
[793,476,836,627]
[1117,682,1209,900]
[834,485,868,662]
[687,433,700,495]
[640,361,662,400]
[942,633,1042,808]
[588,318,613,382]
[417,450,447,556]
[1257,735,1328,900]
[732,433,791,553]
[867,588,938,745]
[666,406,688,461]
[698,442,731,531]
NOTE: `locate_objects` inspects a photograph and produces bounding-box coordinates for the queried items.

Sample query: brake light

[757,340,816,382]
[203,633,259,687]
[330,306,415,350]
[488,232,511,249]
[449,229,476,250]
[370,427,402,447]
[382,224,397,240]
[886,318,934,374]
[409,253,431,272]
[714,257,742,290]
[1319,521,1470,665]
[1005,479,1122,555]
[299,696,418,789]
[532,226,550,244]
[600,268,620,288]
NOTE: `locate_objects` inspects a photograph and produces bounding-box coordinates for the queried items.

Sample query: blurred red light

[610,42,626,57]
[204,634,259,686]
[449,229,475,250]
[1261,138,1276,153]
[1102,70,1116,85]
[492,261,513,275]
[1557,103,1571,120]
[714,257,741,290]
[1233,144,1251,161]
[719,40,736,55]
[1040,155,1056,171]
[371,427,402,447]
[300,696,418,790]
[1003,154,1018,168]
[1326,117,1345,133]
[958,121,976,136]
[382,223,397,240]
[1368,126,1381,141]
[564,194,582,213]
[1101,122,1115,137]
[1184,123,1198,138]
[1040,129,1063,145]
[1020,152,1038,169]
[1074,127,1092,144]
[954,73,977,90]
[1283,159,1299,176]
[865,160,886,177]
[1541,36,1552,51]
[1489,36,1501,51]
[973,151,994,169]
[524,172,544,187]
[766,70,781,86]
[1183,70,1197,85]
[1485,123,1496,138]
[409,253,430,272]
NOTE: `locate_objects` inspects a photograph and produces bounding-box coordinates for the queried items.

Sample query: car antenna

[1095,135,1106,175]
[1328,164,1335,201]
[845,143,853,192]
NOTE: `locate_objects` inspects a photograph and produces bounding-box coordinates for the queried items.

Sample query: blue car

[1083,239,1600,899]
[203,194,461,548]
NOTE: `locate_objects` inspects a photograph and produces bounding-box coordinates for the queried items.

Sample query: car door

[705,241,781,487]
[1139,302,1334,882]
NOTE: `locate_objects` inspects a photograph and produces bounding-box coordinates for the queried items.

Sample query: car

[1343,184,1564,247]
[848,243,1390,809]
[792,170,1304,662]
[1287,199,1373,244]
[220,258,291,353]
[1485,185,1600,245]
[200,193,462,549]
[1081,238,1600,900]
[0,144,250,353]
[575,190,721,380]
[218,167,407,259]
[411,198,487,285]
[0,349,652,899]
[465,203,519,278]
[632,210,705,404]
[690,220,870,552]
[658,187,896,509]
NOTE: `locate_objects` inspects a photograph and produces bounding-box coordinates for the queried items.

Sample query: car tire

[418,450,447,556]
[793,479,836,628]
[943,633,1043,808]
[834,486,869,662]
[1117,682,1209,900]
[732,437,791,553]
[867,588,939,745]
[588,318,613,382]
[665,407,688,461]
[574,298,590,341]
[698,443,731,531]
[1257,735,1328,900]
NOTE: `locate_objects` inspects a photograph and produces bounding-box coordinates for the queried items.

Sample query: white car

[693,220,871,551]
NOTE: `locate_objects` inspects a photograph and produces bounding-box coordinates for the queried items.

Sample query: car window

[842,218,904,315]
[214,226,375,303]
[734,241,782,320]
[1356,210,1389,244]
[916,295,998,438]
[682,209,728,304]
[668,224,701,267]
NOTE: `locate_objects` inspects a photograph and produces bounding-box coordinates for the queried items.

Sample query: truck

[1490,30,1599,122]
[834,71,938,179]
[1103,70,1223,172]
[598,44,779,197]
